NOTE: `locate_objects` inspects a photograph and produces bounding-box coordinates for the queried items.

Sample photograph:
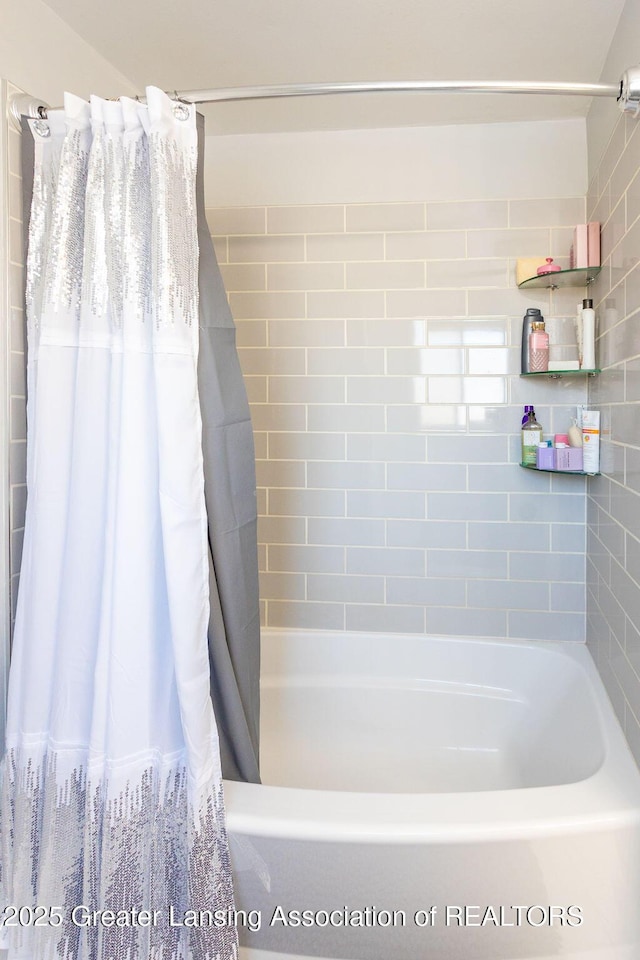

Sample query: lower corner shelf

[520,463,599,477]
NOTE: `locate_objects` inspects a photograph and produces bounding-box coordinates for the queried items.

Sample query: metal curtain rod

[9,67,640,127]
[175,79,621,102]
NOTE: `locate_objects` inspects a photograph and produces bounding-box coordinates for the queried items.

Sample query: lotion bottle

[582,409,600,473]
[581,299,596,370]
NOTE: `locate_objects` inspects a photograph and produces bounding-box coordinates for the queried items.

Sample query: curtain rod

[9,67,640,128]
[175,79,621,102]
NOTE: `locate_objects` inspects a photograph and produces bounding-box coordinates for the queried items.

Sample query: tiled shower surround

[587,113,640,760]
[207,198,591,639]
[5,83,27,629]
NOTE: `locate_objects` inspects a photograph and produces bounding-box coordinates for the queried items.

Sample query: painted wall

[585,0,640,768]
[586,0,640,180]
[205,118,591,638]
[0,0,137,107]
[204,119,586,207]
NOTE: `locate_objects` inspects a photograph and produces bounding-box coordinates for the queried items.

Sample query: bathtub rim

[224,630,640,845]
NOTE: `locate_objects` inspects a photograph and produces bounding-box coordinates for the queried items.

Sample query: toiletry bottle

[582,409,600,473]
[521,407,543,466]
[581,298,596,370]
[529,320,549,373]
[521,308,543,374]
[575,302,584,368]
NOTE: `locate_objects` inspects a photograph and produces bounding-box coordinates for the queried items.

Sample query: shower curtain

[195,117,261,786]
[0,87,239,960]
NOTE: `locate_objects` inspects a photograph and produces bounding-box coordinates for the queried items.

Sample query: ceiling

[42,0,627,134]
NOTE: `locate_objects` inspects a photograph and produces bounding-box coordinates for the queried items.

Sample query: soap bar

[548,360,580,371]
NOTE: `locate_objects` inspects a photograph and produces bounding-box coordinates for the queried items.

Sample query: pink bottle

[529,321,549,372]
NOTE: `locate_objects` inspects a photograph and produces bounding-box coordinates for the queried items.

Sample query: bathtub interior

[258,630,605,794]
[227,630,640,960]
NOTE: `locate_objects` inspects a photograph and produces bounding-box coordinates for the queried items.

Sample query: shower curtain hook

[171,91,192,121]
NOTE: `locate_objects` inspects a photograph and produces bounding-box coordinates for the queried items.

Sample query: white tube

[582,410,600,473]
[581,300,596,370]
[575,302,584,367]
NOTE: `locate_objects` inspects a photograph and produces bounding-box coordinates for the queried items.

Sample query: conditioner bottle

[581,299,596,370]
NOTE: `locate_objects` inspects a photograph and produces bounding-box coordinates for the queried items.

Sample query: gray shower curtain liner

[20,112,261,786]
[195,115,261,784]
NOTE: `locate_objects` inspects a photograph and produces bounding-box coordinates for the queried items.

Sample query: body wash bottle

[521,407,543,466]
[529,320,549,373]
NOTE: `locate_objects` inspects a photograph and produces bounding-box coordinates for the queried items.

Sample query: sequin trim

[0,748,238,960]
[122,128,152,327]
[26,125,63,339]
[150,133,199,331]
[43,128,91,320]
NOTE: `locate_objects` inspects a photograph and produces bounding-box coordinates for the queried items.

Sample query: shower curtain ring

[171,92,191,120]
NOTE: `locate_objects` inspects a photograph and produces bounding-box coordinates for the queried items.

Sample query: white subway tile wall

[6,84,26,628]
[587,112,640,767]
[209,197,590,639]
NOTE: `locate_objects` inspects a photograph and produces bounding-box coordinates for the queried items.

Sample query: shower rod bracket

[618,67,640,116]
[8,67,640,131]
[8,93,47,130]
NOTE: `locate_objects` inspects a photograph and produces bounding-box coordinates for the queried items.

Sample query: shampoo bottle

[521,407,543,466]
[581,299,596,370]
[521,308,543,373]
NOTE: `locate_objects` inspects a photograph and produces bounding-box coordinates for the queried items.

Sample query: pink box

[555,447,584,471]
[536,447,556,470]
[570,224,588,269]
[587,221,601,267]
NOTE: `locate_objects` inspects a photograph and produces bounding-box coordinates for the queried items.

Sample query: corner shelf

[521,368,600,379]
[520,463,599,477]
[517,266,601,290]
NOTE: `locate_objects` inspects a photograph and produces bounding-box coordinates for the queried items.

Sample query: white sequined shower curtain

[0,87,237,960]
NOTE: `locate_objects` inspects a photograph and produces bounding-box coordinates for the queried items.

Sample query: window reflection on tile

[386,404,467,432]
[347,318,426,346]
[467,347,516,375]
[347,376,426,404]
[468,406,518,432]
[387,347,465,375]
[427,376,507,404]
[427,319,508,346]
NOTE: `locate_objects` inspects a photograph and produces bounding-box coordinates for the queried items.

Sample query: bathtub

[224,629,640,960]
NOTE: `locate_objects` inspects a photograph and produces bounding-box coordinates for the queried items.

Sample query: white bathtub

[225,629,640,960]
